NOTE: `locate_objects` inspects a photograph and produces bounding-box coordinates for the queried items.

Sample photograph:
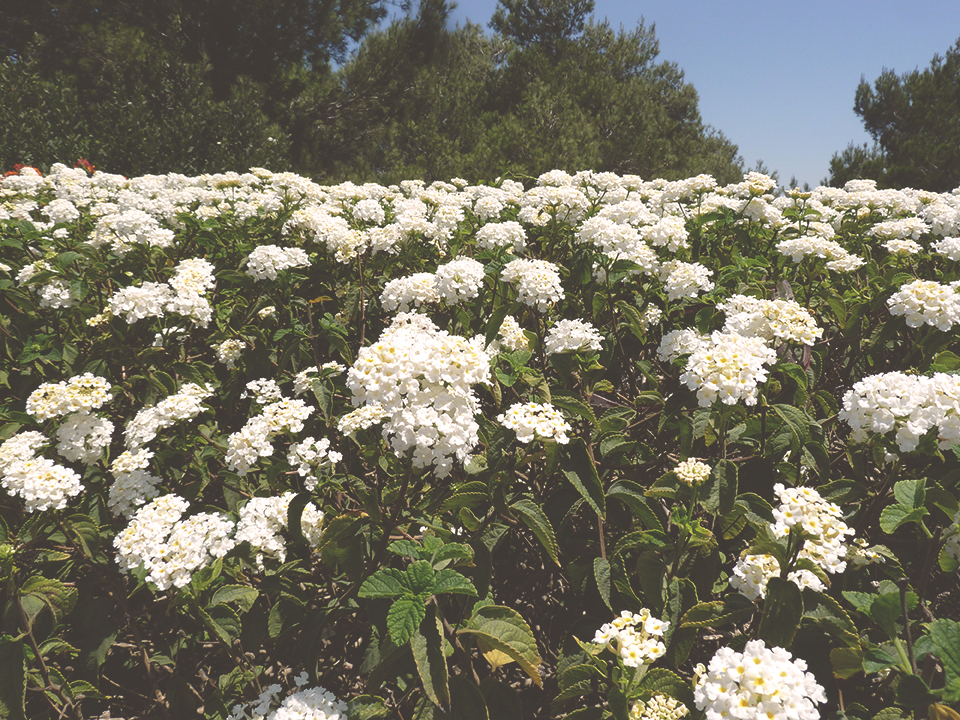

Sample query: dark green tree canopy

[829,36,960,191]
[489,0,594,51]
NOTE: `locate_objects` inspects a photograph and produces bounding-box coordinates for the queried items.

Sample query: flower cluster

[124,383,212,448]
[245,245,310,281]
[0,431,83,512]
[217,339,245,369]
[344,313,492,477]
[591,609,668,668]
[501,258,564,311]
[107,449,160,518]
[26,373,111,420]
[544,318,603,355]
[497,402,571,444]
[235,492,324,569]
[887,279,960,331]
[659,260,714,300]
[629,695,689,720]
[496,315,528,352]
[674,458,710,486]
[718,295,823,346]
[225,398,314,476]
[475,220,526,251]
[434,257,485,304]
[380,273,440,312]
[679,331,777,407]
[227,673,348,720]
[775,236,864,272]
[55,411,114,464]
[113,495,236,590]
[694,640,826,720]
[729,552,825,601]
[287,437,341,490]
[839,372,960,451]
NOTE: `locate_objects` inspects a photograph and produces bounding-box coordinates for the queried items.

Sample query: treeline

[0,0,745,184]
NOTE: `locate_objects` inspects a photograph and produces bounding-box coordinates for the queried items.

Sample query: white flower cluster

[235,492,324,569]
[718,295,823,347]
[227,673,348,720]
[887,279,960,331]
[675,458,710,486]
[629,695,689,720]
[497,402,571,444]
[114,495,236,591]
[245,245,310,281]
[544,319,603,355]
[287,437,341,490]
[55,411,114,464]
[694,640,826,720]
[226,398,314,476]
[657,329,707,363]
[775,237,864,272]
[730,483,854,601]
[578,216,660,275]
[89,209,175,254]
[344,313,492,477]
[729,552,825,601]
[217,339,245,369]
[592,609,668,668]
[931,236,960,261]
[839,372,960,452]
[501,258,564,311]
[107,449,161,518]
[337,404,390,435]
[26,373,111,420]
[246,379,284,404]
[659,261,714,301]
[475,221,526,251]
[109,257,216,327]
[434,257,485,304]
[883,238,923,256]
[679,331,777,407]
[380,272,440,312]
[0,431,83,512]
[124,383,212,448]
[496,315,528,352]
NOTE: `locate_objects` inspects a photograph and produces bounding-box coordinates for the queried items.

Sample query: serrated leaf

[387,597,427,646]
[432,543,474,568]
[638,668,696,708]
[562,439,606,518]
[459,605,542,687]
[432,569,477,596]
[679,595,755,629]
[930,619,960,681]
[203,605,242,645]
[411,612,450,709]
[607,481,663,530]
[388,540,422,558]
[880,505,928,534]
[510,499,560,566]
[0,636,26,720]
[831,646,864,679]
[21,577,77,626]
[551,393,598,427]
[211,585,259,613]
[706,459,738,515]
[930,703,960,720]
[359,568,406,598]
[863,644,901,673]
[406,560,436,596]
[347,695,392,720]
[803,591,859,647]
[843,590,875,615]
[893,478,926,509]
[871,591,917,640]
[758,578,803,648]
[593,557,613,612]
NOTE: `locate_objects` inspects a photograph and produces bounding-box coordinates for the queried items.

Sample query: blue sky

[378,0,960,188]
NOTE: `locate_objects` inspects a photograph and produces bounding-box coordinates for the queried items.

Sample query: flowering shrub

[1,164,960,719]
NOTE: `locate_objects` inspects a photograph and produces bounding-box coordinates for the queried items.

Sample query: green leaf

[0,636,26,720]
[359,568,406,599]
[411,611,450,709]
[758,577,803,648]
[211,585,259,613]
[484,305,511,349]
[432,543,474,568]
[347,695,392,720]
[286,491,312,546]
[606,481,663,530]
[862,644,901,673]
[432,570,477,597]
[510,499,560,566]
[831,646,864,679]
[20,576,77,626]
[203,605,242,645]
[871,591,916,640]
[896,674,937,707]
[893,478,926,509]
[638,668,696,709]
[931,351,960,372]
[771,404,811,453]
[802,591,859,648]
[930,619,960,681]
[459,605,543,687]
[593,557,613,612]
[387,596,427,647]
[707,459,738,515]
[551,393,598,427]
[406,560,437,596]
[562,439,606,518]
[879,505,928,534]
[842,590,876,615]
[679,595,755,629]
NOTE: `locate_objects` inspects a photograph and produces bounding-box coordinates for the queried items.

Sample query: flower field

[1,163,960,719]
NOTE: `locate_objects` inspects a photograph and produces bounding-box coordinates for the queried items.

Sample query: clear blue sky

[377,0,960,188]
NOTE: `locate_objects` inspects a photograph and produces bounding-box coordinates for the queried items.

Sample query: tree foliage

[829,36,960,191]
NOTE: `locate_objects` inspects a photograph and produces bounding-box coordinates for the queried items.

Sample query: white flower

[124,383,211,448]
[245,245,310,280]
[380,273,439,312]
[217,339,244,369]
[630,695,689,720]
[497,402,571,444]
[501,258,564,311]
[718,294,823,346]
[288,438,341,491]
[674,458,710,486]
[887,279,960,331]
[544,319,603,355]
[235,492,324,568]
[679,331,777,407]
[55,411,114,464]
[476,221,527,252]
[591,609,668,669]
[694,640,826,720]
[496,315,528,352]
[659,260,714,300]
[434,257,485,304]
[26,373,111,420]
